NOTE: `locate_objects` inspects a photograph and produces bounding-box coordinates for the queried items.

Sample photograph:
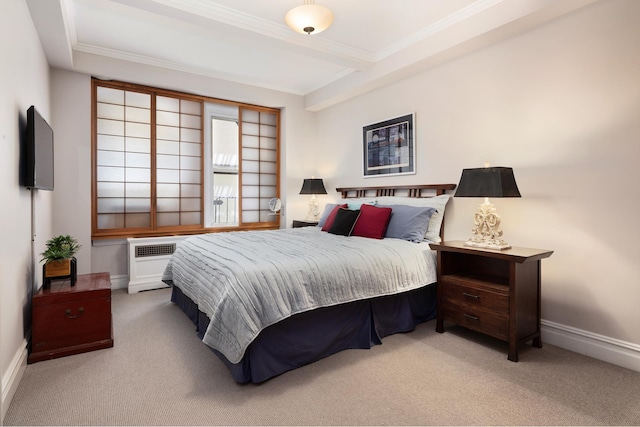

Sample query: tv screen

[25,105,54,191]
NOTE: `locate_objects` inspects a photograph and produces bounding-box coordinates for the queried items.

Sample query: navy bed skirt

[170,283,437,383]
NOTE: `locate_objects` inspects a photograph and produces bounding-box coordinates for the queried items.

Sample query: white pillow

[375,194,451,242]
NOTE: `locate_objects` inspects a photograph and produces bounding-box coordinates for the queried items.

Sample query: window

[92,79,280,239]
[239,108,279,223]
[209,117,239,226]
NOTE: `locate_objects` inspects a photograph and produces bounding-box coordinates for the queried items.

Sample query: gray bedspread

[162,227,437,363]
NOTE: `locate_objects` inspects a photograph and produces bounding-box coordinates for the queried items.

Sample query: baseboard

[99,274,170,292]
[110,274,129,290]
[1,339,28,423]
[541,319,640,372]
[127,279,169,294]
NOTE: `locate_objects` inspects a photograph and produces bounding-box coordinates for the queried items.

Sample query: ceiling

[26,0,598,111]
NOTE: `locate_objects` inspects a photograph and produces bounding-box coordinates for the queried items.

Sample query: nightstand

[28,272,114,363]
[292,220,318,228]
[429,241,553,362]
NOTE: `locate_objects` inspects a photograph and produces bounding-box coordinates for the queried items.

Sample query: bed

[163,184,456,383]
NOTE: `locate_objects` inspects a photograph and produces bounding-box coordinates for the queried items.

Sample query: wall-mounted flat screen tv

[25,105,54,191]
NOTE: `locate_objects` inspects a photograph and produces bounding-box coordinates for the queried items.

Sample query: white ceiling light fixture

[285,0,334,35]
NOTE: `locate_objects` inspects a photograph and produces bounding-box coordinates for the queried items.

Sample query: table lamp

[300,178,327,221]
[455,165,521,250]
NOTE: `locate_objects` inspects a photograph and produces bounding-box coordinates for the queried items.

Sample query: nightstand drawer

[441,280,509,313]
[442,306,508,340]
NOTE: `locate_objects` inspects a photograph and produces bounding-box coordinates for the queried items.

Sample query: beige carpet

[5,287,640,426]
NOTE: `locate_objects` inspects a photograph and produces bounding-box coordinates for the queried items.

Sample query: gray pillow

[376,195,450,242]
[317,203,337,227]
[378,204,436,242]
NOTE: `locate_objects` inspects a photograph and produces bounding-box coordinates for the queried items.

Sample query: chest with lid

[28,272,114,363]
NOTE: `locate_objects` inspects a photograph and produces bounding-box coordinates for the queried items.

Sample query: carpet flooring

[5,287,640,426]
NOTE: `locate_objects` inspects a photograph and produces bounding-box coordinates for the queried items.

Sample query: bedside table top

[430,240,553,263]
[292,220,319,228]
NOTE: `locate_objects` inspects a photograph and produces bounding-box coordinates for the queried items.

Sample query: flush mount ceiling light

[285,0,334,35]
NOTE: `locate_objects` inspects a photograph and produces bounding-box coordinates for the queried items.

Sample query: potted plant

[41,235,81,287]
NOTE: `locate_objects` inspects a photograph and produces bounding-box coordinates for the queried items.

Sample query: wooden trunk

[28,272,113,363]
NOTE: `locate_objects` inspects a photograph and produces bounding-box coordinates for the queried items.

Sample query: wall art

[363,113,415,177]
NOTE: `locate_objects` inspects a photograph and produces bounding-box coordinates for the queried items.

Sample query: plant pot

[43,258,77,289]
[45,259,71,277]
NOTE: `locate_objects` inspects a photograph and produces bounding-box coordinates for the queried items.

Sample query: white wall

[51,70,92,274]
[313,0,640,346]
[0,0,53,421]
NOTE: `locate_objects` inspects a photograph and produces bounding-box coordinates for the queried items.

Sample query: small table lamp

[455,166,521,250]
[299,178,327,222]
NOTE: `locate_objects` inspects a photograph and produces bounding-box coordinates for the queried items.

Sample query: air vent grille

[135,243,176,258]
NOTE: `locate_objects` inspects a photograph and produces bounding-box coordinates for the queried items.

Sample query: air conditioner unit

[127,236,187,294]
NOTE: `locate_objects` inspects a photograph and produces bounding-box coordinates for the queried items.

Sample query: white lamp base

[464,239,511,250]
[465,197,512,250]
[305,194,320,222]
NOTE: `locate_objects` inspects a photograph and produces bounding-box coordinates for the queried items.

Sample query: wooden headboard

[336,184,456,199]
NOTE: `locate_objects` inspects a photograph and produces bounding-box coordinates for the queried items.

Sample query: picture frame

[363,113,415,177]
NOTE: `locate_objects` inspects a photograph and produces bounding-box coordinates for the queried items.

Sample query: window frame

[91,78,280,240]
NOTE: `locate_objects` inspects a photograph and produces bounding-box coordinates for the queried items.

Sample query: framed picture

[363,113,415,177]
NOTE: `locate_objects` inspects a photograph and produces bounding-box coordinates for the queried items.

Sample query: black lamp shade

[455,167,521,198]
[299,178,327,195]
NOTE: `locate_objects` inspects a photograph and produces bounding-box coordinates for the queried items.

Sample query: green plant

[40,235,82,263]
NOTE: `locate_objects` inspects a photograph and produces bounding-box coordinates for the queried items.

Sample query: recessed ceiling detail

[27,0,599,111]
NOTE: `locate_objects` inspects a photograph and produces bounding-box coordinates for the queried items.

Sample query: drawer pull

[65,307,84,319]
[463,292,480,300]
[464,313,479,321]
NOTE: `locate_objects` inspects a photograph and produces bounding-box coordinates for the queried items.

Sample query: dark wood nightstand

[292,220,318,228]
[28,272,114,363]
[429,241,553,362]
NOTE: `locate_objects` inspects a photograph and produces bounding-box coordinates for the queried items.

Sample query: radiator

[127,236,188,294]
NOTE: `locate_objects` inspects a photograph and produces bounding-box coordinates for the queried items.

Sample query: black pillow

[328,208,361,236]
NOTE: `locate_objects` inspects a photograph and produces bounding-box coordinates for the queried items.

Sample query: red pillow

[352,204,393,239]
[321,204,348,231]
